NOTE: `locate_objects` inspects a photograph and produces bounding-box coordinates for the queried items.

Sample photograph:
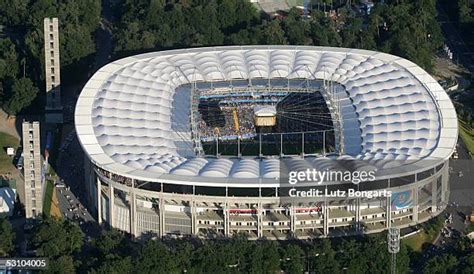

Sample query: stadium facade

[76,46,457,239]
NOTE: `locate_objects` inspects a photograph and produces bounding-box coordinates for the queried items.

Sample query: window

[50,50,54,56]
[50,33,53,41]
[31,190,36,198]
[50,41,54,48]
[32,199,36,207]
[49,25,53,32]
[51,59,54,66]
[51,76,55,83]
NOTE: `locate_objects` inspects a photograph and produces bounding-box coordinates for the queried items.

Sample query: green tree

[32,217,84,258]
[310,11,342,47]
[423,253,459,273]
[135,240,178,273]
[227,28,259,45]
[190,242,224,273]
[282,244,305,274]
[93,256,132,274]
[93,228,126,257]
[3,77,39,116]
[337,239,365,273]
[217,0,257,30]
[0,218,15,256]
[0,38,19,80]
[23,0,101,68]
[458,0,474,23]
[88,228,136,273]
[341,17,364,48]
[378,0,441,72]
[309,19,330,46]
[60,25,96,66]
[309,239,341,273]
[174,241,193,273]
[259,20,288,45]
[261,241,281,273]
[43,255,75,274]
[461,252,474,274]
[282,8,310,45]
[0,0,28,25]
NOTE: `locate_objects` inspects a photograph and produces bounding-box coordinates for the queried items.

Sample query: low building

[0,187,16,217]
[254,105,277,127]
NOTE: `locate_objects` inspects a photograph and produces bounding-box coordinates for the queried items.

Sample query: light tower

[387,227,400,274]
[21,121,43,219]
[43,18,63,123]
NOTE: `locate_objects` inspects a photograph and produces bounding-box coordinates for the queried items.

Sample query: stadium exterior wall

[85,159,449,239]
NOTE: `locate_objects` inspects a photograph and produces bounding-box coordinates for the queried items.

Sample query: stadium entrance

[195,79,336,157]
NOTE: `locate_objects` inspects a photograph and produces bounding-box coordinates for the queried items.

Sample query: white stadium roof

[75,46,457,186]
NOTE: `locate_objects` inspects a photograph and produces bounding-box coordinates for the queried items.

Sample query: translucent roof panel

[75,46,457,184]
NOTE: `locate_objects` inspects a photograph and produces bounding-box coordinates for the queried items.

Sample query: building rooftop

[76,46,457,187]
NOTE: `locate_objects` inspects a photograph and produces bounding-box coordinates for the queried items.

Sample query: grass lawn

[402,231,428,252]
[403,216,444,252]
[42,179,62,218]
[43,180,54,216]
[0,132,20,175]
[458,119,474,158]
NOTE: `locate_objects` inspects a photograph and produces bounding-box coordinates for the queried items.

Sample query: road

[54,128,101,237]
[52,0,116,235]
[55,183,95,224]
[437,3,474,73]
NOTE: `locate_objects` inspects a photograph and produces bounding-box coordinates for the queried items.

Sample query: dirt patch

[434,56,469,79]
[0,110,20,140]
[50,187,62,218]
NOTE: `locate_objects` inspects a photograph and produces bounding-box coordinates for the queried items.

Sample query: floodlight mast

[388,227,400,274]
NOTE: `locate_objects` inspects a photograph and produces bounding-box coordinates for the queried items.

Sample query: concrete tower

[44,18,63,123]
[21,121,43,219]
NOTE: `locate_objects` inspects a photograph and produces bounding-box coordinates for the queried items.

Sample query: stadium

[75,46,457,239]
